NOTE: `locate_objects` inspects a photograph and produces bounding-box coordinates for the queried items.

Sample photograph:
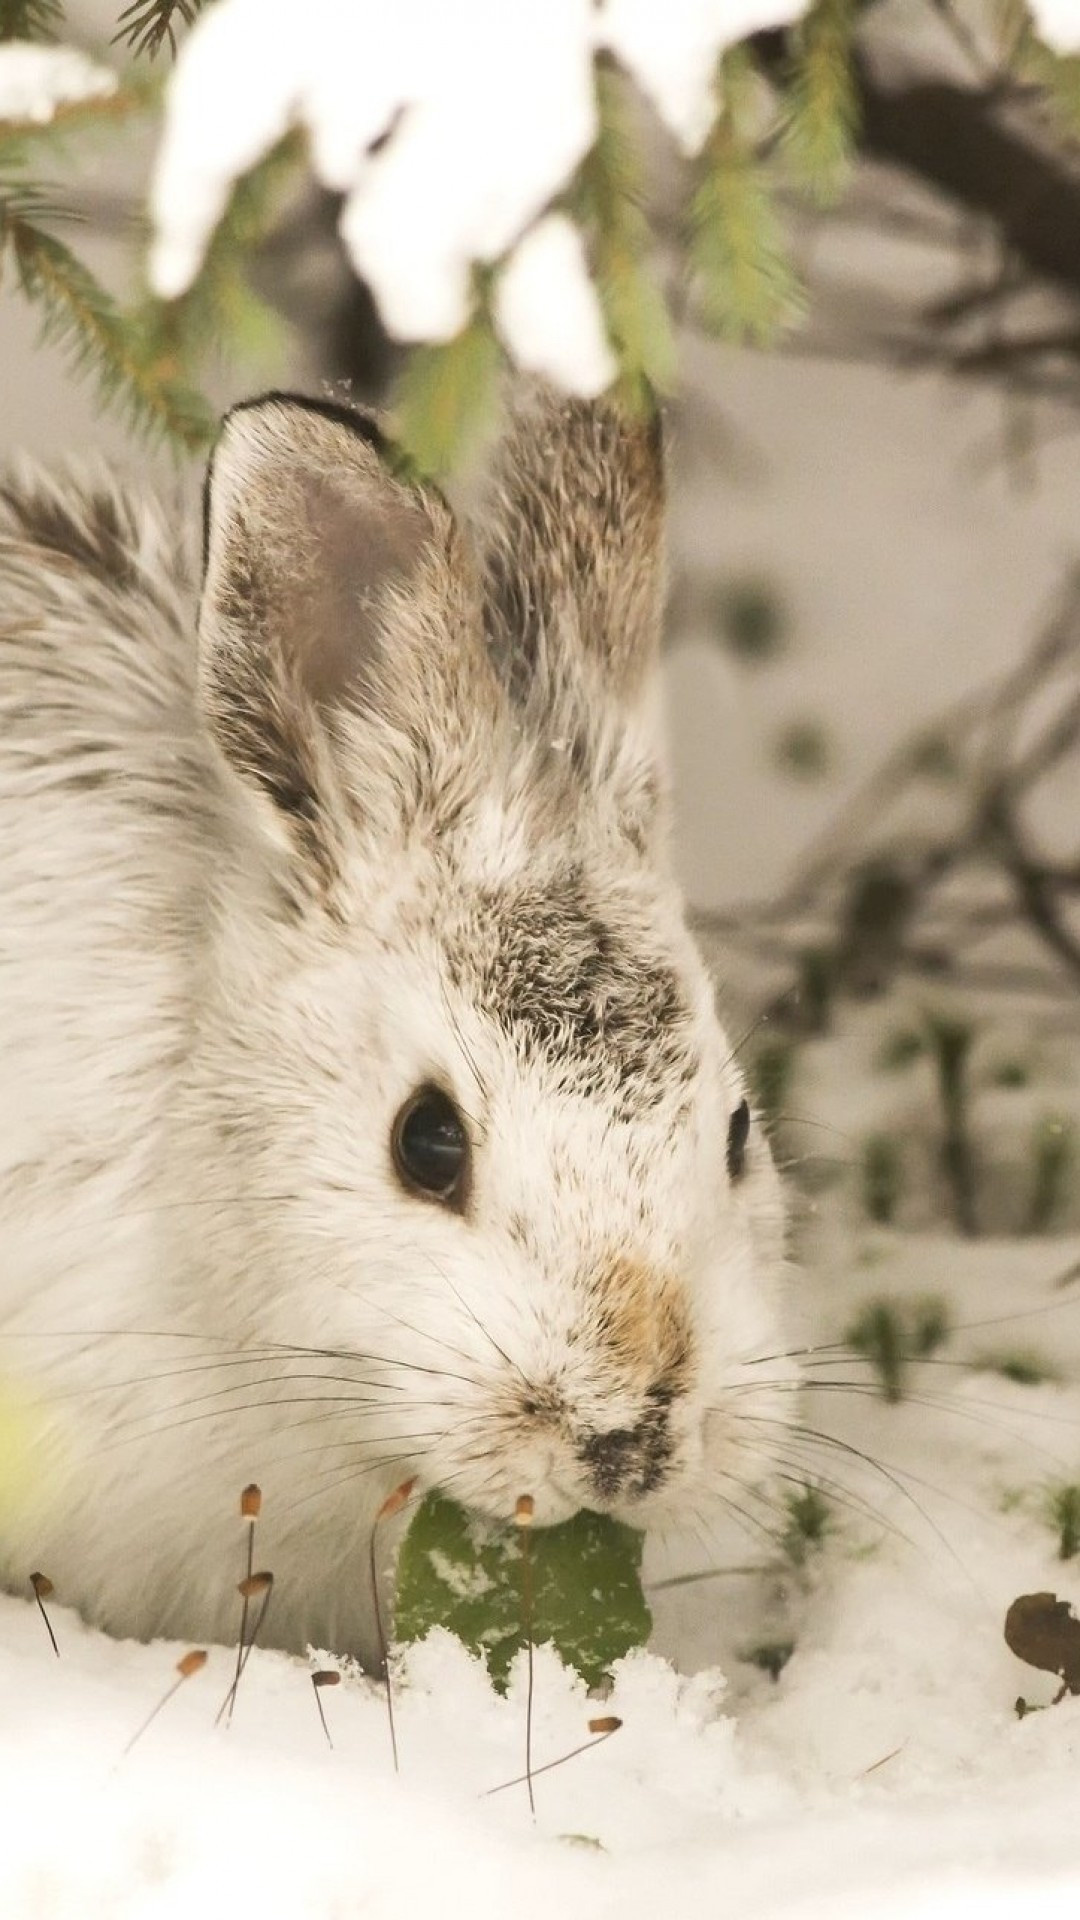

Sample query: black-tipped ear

[197,392,482,881]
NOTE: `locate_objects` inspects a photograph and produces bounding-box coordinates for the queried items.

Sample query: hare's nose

[575,1395,673,1501]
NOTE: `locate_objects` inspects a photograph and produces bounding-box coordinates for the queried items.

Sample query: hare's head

[192,389,789,1537]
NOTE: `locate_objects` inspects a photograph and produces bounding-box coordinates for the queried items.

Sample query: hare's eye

[392,1085,469,1210]
[727,1099,751,1181]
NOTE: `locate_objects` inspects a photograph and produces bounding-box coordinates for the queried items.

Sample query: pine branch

[140,134,300,382]
[690,49,804,345]
[0,185,213,448]
[393,307,503,478]
[782,0,860,204]
[0,0,63,40]
[0,81,152,163]
[114,0,203,59]
[573,60,675,412]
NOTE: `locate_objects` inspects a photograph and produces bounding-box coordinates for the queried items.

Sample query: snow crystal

[149,0,808,388]
[0,42,116,125]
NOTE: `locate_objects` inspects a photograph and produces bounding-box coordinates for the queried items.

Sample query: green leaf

[394,1491,652,1691]
[393,312,503,479]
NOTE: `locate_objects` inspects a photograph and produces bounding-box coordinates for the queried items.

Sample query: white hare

[0,389,789,1666]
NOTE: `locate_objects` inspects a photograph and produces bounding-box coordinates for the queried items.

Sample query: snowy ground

[6,1054,1080,1916]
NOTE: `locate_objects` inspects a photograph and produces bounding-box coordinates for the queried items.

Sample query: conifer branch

[114,0,203,60]
[0,185,213,447]
[0,0,62,41]
[690,48,804,346]
[393,302,503,478]
[139,134,301,383]
[0,80,153,159]
[782,0,859,204]
[574,60,676,412]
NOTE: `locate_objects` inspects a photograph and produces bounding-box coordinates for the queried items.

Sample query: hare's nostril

[577,1406,673,1500]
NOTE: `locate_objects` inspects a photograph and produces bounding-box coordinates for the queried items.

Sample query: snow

[148,0,808,385]
[602,0,808,151]
[1029,1,1080,50]
[0,42,116,125]
[7,1159,1080,1912]
[492,214,617,396]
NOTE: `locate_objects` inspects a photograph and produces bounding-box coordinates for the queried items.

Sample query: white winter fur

[0,395,791,1668]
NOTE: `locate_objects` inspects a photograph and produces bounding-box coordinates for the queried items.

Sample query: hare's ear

[482,390,666,826]
[198,393,492,885]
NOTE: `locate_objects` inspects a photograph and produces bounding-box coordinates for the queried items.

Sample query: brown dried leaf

[1004,1592,1080,1694]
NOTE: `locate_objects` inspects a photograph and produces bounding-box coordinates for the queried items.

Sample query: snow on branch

[149,0,808,398]
[0,40,115,123]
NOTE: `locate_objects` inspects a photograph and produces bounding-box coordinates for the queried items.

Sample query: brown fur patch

[594,1254,693,1388]
[483,392,665,708]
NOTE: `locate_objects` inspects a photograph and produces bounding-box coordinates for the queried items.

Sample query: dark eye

[727,1099,751,1181]
[392,1085,470,1209]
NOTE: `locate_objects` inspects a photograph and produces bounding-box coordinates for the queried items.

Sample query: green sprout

[774,718,832,780]
[923,1014,978,1236]
[1047,1484,1080,1561]
[990,1058,1030,1090]
[795,946,834,1036]
[978,1351,1057,1387]
[712,577,788,664]
[743,1640,794,1680]
[1026,1114,1075,1236]
[752,1035,796,1130]
[782,1483,832,1566]
[861,1133,904,1225]
[846,1296,950,1403]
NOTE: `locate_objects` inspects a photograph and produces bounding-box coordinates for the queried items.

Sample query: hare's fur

[0,394,789,1665]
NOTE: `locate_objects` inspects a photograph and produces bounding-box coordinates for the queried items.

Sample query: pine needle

[0,186,213,449]
[0,83,153,163]
[113,0,204,60]
[690,51,804,346]
[0,0,63,41]
[139,133,301,386]
[782,0,860,206]
[393,307,503,479]
[574,60,675,413]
